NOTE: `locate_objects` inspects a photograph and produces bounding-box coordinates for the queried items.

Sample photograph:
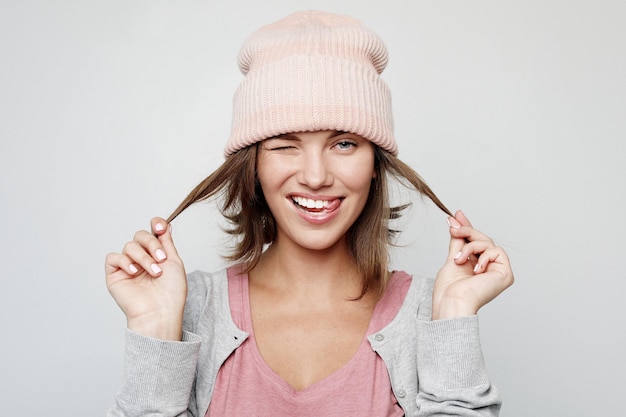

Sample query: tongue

[325,199,340,211]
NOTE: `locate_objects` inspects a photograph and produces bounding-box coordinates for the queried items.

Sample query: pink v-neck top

[206,267,410,416]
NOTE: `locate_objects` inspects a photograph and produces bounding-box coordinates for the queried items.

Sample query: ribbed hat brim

[226,55,395,156]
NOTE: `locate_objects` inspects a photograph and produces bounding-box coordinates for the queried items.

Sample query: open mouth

[291,196,340,213]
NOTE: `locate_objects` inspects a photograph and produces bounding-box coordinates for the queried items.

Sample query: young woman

[106,11,513,417]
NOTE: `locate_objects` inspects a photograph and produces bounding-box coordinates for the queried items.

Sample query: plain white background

[1,1,624,415]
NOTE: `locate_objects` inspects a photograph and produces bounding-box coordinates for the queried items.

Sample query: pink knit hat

[224,11,397,156]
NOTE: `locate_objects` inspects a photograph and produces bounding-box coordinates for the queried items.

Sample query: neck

[250,238,364,302]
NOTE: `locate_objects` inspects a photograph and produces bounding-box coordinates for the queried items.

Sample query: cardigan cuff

[116,329,202,410]
[416,315,489,391]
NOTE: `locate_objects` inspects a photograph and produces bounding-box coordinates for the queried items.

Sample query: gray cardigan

[108,269,501,416]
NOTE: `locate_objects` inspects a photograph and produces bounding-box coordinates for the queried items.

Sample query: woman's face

[257,130,375,252]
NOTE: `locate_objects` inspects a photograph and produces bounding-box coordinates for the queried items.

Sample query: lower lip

[292,200,341,225]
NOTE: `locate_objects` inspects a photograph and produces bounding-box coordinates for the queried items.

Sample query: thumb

[446,216,465,261]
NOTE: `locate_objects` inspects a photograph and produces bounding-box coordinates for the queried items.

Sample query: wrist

[432,297,478,320]
[127,312,183,341]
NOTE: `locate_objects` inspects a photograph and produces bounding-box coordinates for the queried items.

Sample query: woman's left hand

[432,210,514,320]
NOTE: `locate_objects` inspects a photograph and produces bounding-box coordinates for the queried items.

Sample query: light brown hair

[166,144,452,298]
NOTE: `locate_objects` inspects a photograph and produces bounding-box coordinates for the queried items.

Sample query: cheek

[256,156,280,191]
[258,168,284,191]
[339,157,375,191]
[350,175,374,196]
[256,160,293,206]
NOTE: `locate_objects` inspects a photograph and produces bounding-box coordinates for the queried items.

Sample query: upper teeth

[293,196,329,209]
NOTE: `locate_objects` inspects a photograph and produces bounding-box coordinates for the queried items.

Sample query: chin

[300,234,350,252]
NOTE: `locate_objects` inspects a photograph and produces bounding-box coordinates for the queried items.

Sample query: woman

[106,11,513,416]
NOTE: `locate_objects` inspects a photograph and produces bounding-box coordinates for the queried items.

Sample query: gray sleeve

[106,330,202,417]
[415,316,501,416]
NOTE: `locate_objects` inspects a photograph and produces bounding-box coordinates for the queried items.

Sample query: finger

[150,217,180,261]
[472,246,513,280]
[448,223,495,246]
[133,229,168,263]
[151,217,169,236]
[155,223,181,261]
[453,239,496,265]
[446,216,467,261]
[122,240,163,277]
[454,210,473,227]
[105,252,140,276]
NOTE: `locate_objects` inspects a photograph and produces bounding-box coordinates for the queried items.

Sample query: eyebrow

[269,131,349,141]
[268,134,300,141]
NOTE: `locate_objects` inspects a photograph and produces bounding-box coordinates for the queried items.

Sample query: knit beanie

[224,10,397,156]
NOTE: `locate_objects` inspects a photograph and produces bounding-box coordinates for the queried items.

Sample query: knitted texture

[224,11,396,156]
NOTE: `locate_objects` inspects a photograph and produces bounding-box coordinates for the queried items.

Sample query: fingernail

[129,264,138,274]
[155,249,166,261]
[155,223,164,232]
[448,218,461,229]
[473,263,480,273]
[150,264,162,274]
[454,251,462,260]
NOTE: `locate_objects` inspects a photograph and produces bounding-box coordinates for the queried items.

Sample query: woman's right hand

[105,217,187,340]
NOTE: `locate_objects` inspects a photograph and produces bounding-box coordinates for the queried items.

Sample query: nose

[298,151,333,189]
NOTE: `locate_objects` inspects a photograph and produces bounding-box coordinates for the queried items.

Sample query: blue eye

[336,141,356,150]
